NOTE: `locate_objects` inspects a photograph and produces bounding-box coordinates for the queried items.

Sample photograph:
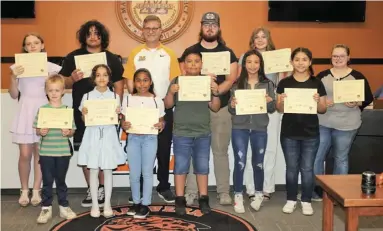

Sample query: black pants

[40,156,70,207]
[156,108,173,192]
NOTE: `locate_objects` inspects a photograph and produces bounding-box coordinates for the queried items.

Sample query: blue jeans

[314,125,358,176]
[173,134,211,175]
[281,137,319,202]
[127,134,158,206]
[232,129,267,194]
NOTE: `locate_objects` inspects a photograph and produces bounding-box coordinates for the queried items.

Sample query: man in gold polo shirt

[123,15,181,203]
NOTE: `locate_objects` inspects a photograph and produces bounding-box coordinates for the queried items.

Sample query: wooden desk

[316,175,383,231]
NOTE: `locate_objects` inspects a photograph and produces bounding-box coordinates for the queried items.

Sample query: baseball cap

[201,12,220,26]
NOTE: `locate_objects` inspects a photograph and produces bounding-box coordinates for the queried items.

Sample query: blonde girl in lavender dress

[8,33,62,207]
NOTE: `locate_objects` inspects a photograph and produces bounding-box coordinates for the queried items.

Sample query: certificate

[74,52,107,78]
[201,51,230,75]
[125,107,159,135]
[84,99,118,126]
[235,89,267,115]
[178,76,211,101]
[284,88,317,114]
[333,80,365,103]
[15,52,48,78]
[262,48,293,74]
[37,108,73,129]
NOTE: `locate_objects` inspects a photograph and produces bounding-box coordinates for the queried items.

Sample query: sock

[99,184,104,188]
[90,169,99,211]
[103,169,113,210]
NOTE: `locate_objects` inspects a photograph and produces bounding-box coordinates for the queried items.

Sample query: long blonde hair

[249,27,275,51]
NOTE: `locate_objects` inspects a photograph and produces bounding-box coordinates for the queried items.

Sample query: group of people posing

[9,11,373,224]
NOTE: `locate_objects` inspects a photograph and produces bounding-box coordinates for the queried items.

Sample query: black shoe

[158,190,175,203]
[126,203,141,216]
[175,196,186,216]
[199,195,211,214]
[128,196,134,204]
[98,186,105,207]
[134,205,150,219]
[81,188,92,208]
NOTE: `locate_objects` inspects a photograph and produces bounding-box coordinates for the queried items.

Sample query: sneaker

[59,206,77,220]
[301,202,314,216]
[311,192,323,202]
[218,193,232,205]
[31,189,42,206]
[37,206,52,224]
[250,193,263,211]
[98,186,105,207]
[158,190,175,203]
[198,195,211,214]
[126,203,141,216]
[81,188,92,208]
[233,194,245,214]
[175,196,186,215]
[282,200,297,214]
[134,205,150,219]
[185,193,198,206]
[128,196,134,204]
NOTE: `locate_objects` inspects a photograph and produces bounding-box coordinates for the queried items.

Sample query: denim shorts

[173,134,211,175]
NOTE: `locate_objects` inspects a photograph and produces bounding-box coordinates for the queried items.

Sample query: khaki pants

[185,106,232,194]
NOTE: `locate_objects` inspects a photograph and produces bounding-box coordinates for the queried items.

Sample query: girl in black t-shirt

[276,48,327,216]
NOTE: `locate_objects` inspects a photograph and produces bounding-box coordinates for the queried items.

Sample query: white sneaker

[233,194,245,213]
[185,193,198,206]
[59,206,77,219]
[282,200,297,214]
[37,206,52,224]
[250,193,263,211]
[301,202,314,216]
[218,193,232,205]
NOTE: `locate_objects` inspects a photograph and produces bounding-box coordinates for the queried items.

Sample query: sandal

[19,189,30,207]
[31,189,42,206]
[263,193,272,201]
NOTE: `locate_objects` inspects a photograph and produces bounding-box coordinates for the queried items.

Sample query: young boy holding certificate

[228,50,276,214]
[33,74,77,223]
[276,48,327,216]
[164,51,220,215]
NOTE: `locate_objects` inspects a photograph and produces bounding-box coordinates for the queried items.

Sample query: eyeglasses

[202,23,219,29]
[143,27,161,32]
[332,55,347,59]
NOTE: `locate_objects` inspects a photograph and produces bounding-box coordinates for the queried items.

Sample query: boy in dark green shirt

[164,51,220,215]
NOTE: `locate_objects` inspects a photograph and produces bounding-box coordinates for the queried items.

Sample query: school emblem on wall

[116,0,194,44]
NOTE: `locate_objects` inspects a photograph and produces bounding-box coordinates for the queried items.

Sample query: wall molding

[1,56,383,65]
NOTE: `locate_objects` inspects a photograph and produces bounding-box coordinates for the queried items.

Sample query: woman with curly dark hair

[59,20,124,208]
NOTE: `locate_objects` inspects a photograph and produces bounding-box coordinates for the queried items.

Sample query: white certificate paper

[235,89,267,115]
[15,52,48,78]
[178,76,211,101]
[201,51,230,75]
[262,48,293,74]
[84,99,118,126]
[284,88,317,114]
[333,80,365,103]
[125,107,159,135]
[74,52,107,78]
[37,108,73,129]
